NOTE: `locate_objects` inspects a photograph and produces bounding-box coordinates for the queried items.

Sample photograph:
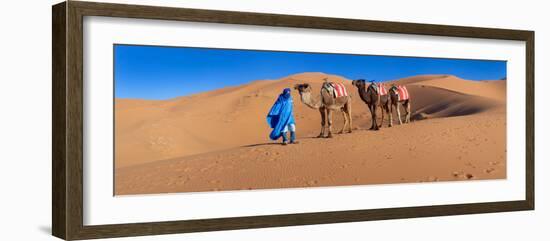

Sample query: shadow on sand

[242,135,326,148]
[242,142,284,148]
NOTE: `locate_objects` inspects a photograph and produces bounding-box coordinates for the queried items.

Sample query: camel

[351,79,391,130]
[294,82,352,138]
[388,85,412,125]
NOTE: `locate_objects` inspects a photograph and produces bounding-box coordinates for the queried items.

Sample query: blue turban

[266,88,295,140]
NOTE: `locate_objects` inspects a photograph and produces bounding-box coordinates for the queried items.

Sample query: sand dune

[116,111,506,195]
[405,75,506,100]
[115,72,357,168]
[115,72,506,194]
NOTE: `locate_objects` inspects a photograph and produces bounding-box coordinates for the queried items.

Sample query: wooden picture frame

[52,1,534,240]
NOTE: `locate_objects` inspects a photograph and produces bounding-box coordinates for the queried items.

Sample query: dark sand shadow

[243,137,320,147]
[242,142,284,147]
[242,130,377,148]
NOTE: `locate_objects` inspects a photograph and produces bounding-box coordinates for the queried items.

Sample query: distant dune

[115,72,506,195]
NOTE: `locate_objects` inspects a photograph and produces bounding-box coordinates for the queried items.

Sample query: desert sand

[115,73,506,195]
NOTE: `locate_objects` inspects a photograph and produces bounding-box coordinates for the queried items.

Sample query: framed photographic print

[52,1,534,240]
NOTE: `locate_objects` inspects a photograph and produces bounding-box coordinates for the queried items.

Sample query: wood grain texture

[74,201,531,240]
[51,1,535,240]
[71,1,534,40]
[66,2,85,240]
[52,2,67,240]
[525,32,535,209]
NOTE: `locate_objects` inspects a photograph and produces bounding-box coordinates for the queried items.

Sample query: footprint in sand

[453,171,467,179]
[485,168,496,174]
[428,176,439,182]
[306,180,319,186]
[452,171,474,180]
[176,177,190,185]
[465,162,477,169]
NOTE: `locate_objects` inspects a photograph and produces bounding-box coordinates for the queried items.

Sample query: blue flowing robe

[266,88,295,140]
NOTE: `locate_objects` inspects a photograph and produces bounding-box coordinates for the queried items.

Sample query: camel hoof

[316,134,324,138]
[326,134,333,138]
[337,131,344,134]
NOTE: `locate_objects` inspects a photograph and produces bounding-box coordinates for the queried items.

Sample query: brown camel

[389,85,412,125]
[294,82,352,138]
[351,79,391,130]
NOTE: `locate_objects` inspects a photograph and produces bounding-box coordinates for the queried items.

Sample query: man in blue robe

[266,88,299,145]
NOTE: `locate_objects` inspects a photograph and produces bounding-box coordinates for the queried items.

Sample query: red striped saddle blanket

[325,83,349,98]
[369,83,388,96]
[393,85,410,101]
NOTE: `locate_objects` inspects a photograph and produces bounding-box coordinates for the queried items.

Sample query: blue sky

[114,44,506,100]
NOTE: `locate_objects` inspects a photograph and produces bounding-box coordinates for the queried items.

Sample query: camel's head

[352,79,366,89]
[294,83,312,94]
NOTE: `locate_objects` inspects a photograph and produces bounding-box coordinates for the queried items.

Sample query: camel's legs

[373,105,380,131]
[379,103,385,128]
[396,103,403,125]
[368,104,374,130]
[317,107,326,138]
[339,100,353,133]
[370,104,379,130]
[405,100,411,123]
[385,104,391,127]
[389,103,394,127]
[326,109,334,138]
[338,109,347,134]
[347,102,353,133]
